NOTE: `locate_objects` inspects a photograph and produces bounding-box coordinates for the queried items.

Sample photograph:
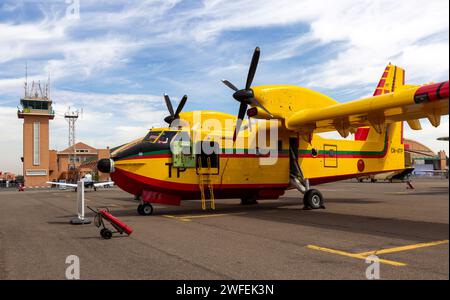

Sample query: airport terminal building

[404,139,448,175]
[17,82,110,187]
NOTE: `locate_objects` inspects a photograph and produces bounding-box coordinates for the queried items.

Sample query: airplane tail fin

[354,64,406,171]
[371,63,422,131]
[373,63,405,96]
[355,64,407,142]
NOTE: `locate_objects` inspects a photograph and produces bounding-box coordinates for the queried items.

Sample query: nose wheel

[303,189,325,210]
[137,203,154,216]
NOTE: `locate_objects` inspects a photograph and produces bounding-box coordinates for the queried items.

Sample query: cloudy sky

[0,0,448,174]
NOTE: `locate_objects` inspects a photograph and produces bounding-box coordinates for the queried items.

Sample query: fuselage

[97,110,406,205]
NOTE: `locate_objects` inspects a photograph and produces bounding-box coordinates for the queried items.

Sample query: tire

[303,189,324,209]
[139,203,153,216]
[100,228,112,239]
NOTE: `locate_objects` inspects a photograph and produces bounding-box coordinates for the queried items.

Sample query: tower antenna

[65,108,80,176]
[47,71,51,100]
[24,61,28,97]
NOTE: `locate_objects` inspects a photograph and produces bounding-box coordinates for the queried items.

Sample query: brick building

[52,142,110,183]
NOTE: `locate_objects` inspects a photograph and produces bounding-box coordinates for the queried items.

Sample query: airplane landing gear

[288,142,325,210]
[137,203,154,216]
[303,189,325,210]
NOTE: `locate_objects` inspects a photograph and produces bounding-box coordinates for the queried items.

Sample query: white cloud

[296,0,449,88]
[0,106,22,174]
[48,90,168,151]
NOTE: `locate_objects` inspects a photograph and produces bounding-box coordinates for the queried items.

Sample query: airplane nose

[97,158,115,173]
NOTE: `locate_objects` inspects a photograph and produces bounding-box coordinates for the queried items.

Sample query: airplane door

[289,137,299,176]
[324,144,338,168]
[196,141,220,175]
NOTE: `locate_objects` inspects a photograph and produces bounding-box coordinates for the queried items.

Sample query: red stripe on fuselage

[110,165,406,199]
[110,167,289,199]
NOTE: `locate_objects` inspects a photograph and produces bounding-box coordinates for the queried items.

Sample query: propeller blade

[174,95,187,117]
[245,47,260,90]
[222,79,239,92]
[234,102,247,141]
[164,94,175,117]
[249,98,273,117]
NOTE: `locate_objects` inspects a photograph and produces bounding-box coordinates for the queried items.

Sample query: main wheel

[303,189,325,209]
[100,228,113,239]
[138,203,153,216]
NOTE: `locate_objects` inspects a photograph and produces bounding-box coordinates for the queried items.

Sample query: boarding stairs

[197,157,216,210]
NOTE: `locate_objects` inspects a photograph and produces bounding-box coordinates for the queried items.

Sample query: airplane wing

[93,181,114,187]
[47,181,78,187]
[287,81,448,137]
[286,80,449,140]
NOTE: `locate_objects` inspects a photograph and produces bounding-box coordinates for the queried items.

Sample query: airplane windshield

[144,131,178,144]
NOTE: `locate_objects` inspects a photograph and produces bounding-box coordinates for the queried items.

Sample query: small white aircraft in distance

[47,174,114,191]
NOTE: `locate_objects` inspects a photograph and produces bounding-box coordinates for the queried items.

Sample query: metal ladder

[198,156,215,210]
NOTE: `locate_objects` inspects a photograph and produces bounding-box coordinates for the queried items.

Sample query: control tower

[18,77,55,187]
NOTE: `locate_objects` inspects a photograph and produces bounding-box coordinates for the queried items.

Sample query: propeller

[221,47,272,141]
[163,94,187,125]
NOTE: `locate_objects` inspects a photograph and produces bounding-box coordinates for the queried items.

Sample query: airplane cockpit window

[144,131,178,144]
[144,131,161,143]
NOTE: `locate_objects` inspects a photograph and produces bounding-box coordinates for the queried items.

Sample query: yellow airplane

[97,47,448,215]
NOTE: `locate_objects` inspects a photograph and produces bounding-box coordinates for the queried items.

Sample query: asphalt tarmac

[0,177,448,280]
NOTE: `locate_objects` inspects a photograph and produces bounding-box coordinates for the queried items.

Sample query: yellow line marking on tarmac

[163,213,244,222]
[163,215,190,222]
[307,240,449,267]
[307,245,406,267]
[356,240,449,256]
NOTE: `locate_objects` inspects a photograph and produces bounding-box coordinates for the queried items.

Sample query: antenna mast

[24,61,28,97]
[65,108,80,174]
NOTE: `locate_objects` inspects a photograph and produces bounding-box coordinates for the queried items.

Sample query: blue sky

[0,0,449,174]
